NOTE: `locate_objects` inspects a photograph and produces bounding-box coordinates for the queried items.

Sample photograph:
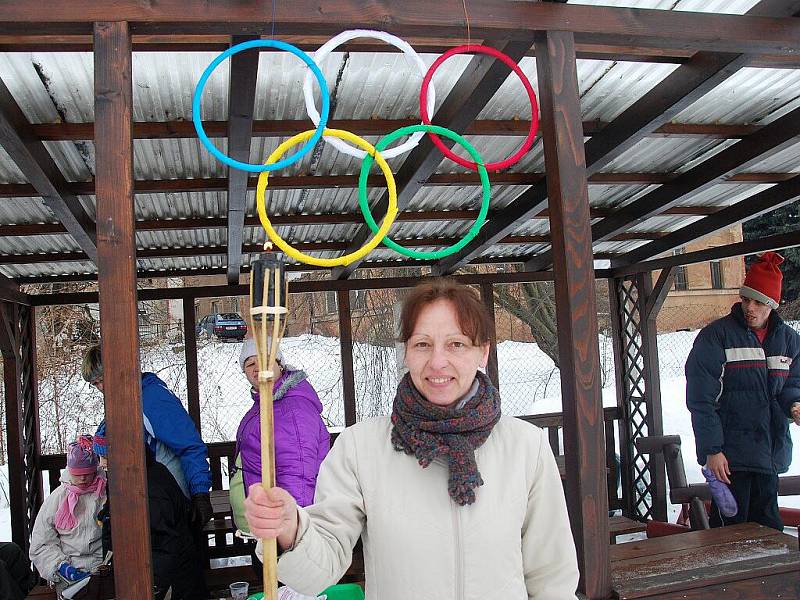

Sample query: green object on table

[247,583,364,600]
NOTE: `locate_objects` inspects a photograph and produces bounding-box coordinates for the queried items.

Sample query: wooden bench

[608,515,647,543]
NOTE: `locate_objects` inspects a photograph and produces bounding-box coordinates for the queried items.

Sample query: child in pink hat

[29,435,106,592]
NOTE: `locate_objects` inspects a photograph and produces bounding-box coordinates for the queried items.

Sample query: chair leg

[689,497,709,530]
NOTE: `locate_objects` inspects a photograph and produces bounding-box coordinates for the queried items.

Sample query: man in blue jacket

[686,252,800,530]
[82,344,214,527]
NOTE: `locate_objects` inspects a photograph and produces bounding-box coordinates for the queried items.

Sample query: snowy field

[1,328,799,539]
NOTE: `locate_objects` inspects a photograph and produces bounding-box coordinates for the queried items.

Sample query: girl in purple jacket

[234,338,329,517]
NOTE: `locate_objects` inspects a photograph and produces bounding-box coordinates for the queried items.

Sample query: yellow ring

[256,129,398,267]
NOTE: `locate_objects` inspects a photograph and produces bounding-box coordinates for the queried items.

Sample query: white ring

[303,30,436,160]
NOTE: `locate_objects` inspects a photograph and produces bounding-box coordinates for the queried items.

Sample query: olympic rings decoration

[256,129,398,267]
[192,33,541,267]
[193,39,331,173]
[303,30,437,160]
[359,124,491,260]
[420,45,539,172]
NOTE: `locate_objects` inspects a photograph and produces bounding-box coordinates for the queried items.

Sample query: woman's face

[71,472,96,488]
[404,299,490,408]
[243,355,282,390]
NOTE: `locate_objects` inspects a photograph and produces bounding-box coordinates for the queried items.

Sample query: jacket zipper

[751,328,778,473]
[452,500,464,599]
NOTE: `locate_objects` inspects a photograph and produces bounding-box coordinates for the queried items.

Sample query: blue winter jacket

[141,372,211,497]
[686,303,800,475]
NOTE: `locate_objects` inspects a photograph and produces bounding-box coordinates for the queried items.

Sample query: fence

[14,285,800,515]
[37,406,624,570]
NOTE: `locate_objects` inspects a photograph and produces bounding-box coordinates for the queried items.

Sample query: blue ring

[192,39,330,173]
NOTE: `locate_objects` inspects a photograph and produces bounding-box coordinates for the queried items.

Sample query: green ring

[358,124,491,259]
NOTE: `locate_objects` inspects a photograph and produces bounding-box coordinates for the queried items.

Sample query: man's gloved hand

[58,562,90,583]
[191,492,213,526]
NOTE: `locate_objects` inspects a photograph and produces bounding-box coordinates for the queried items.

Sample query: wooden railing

[38,407,624,572]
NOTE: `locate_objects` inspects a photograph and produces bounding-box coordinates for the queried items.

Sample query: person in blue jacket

[81,344,214,527]
[686,252,800,530]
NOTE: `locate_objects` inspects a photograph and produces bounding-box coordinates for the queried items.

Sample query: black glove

[191,492,213,526]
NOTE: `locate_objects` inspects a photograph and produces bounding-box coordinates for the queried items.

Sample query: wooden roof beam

[0,78,97,262]
[330,38,535,280]
[589,107,800,244]
[225,35,259,285]
[0,206,728,238]
[527,104,800,272]
[614,175,800,267]
[3,36,800,69]
[22,260,622,294]
[0,272,28,304]
[1,2,800,56]
[25,119,768,142]
[436,0,800,275]
[1,169,796,199]
[612,229,800,278]
[0,231,665,266]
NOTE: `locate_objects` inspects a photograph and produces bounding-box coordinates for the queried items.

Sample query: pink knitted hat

[67,435,99,476]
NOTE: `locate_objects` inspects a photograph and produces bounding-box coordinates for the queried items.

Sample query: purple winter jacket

[235,369,329,507]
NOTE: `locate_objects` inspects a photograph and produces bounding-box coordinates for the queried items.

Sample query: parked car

[197,313,247,341]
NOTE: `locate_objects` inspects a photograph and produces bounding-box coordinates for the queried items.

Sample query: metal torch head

[250,252,287,322]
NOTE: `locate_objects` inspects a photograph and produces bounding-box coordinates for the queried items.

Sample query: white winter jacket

[261,416,579,600]
[29,468,106,583]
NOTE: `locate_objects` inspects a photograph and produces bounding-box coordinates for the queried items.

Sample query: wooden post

[636,272,668,522]
[535,30,610,598]
[608,278,636,518]
[94,21,153,599]
[183,298,202,430]
[479,283,500,389]
[1,303,25,548]
[337,290,357,426]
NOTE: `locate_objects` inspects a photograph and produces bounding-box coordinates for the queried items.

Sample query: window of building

[352,289,368,310]
[710,260,724,289]
[673,248,688,291]
[325,290,337,314]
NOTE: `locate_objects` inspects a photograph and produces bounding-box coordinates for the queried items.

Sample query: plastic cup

[230,581,249,600]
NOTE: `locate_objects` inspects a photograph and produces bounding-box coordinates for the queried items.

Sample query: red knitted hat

[740,251,784,309]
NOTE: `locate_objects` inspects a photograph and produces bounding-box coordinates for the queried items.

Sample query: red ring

[420,45,539,172]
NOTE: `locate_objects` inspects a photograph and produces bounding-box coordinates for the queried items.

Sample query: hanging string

[271,0,277,37]
[461,0,471,50]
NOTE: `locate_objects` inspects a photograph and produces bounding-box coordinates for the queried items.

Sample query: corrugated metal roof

[570,0,761,13]
[0,197,58,224]
[0,1,797,280]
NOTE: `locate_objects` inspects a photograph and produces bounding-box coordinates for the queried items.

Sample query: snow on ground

[1,328,799,540]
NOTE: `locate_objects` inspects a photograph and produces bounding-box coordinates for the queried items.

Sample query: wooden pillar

[608,269,672,524]
[479,283,500,389]
[337,290,357,426]
[1,302,42,552]
[20,305,43,536]
[635,271,670,522]
[535,30,610,599]
[608,278,635,518]
[183,298,202,430]
[1,303,25,548]
[94,21,153,599]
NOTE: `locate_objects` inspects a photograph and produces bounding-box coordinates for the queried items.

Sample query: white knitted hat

[239,337,284,371]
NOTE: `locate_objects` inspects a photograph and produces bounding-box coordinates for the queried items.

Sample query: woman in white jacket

[245,280,579,600]
[30,435,106,595]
